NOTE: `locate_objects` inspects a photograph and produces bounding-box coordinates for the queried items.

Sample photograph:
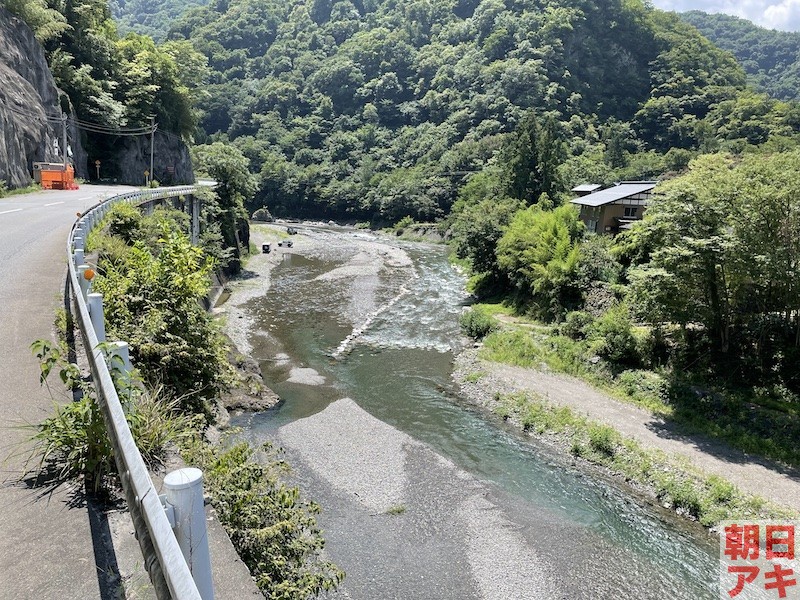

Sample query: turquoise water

[237,232,719,598]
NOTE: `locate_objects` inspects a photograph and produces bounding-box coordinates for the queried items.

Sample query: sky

[650,0,800,31]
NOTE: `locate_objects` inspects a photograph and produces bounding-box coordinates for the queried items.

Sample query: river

[229,225,719,599]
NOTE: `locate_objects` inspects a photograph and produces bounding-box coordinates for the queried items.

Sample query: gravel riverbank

[222,223,717,599]
[453,346,800,515]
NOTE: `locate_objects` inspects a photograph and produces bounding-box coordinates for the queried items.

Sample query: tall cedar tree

[502,111,564,205]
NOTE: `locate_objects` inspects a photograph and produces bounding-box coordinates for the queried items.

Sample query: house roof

[570,181,657,207]
[571,183,603,193]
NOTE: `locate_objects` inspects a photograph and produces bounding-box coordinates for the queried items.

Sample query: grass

[493,391,793,526]
[464,371,485,383]
[0,182,42,198]
[477,312,800,468]
[385,504,407,516]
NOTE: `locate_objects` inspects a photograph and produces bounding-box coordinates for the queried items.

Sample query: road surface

[0,185,134,600]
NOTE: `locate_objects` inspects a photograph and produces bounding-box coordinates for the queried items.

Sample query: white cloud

[650,0,800,31]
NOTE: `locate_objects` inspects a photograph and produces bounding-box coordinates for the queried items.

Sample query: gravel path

[454,348,800,513]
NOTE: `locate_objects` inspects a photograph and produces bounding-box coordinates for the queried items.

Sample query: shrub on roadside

[182,438,345,599]
[459,307,498,339]
[28,341,195,491]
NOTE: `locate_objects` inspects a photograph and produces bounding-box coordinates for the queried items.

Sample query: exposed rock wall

[0,7,83,188]
[103,131,194,185]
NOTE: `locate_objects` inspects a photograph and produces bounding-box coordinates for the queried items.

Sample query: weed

[182,437,345,596]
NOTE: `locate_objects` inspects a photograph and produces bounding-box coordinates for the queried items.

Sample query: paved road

[0,185,134,600]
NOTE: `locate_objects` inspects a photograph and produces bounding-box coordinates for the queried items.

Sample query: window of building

[624,206,638,217]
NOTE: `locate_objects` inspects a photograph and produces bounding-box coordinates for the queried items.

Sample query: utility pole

[62,113,68,170]
[149,115,155,187]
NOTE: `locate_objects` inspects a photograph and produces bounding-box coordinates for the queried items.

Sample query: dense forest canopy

[143,0,798,222]
[109,0,211,41]
[680,10,800,102]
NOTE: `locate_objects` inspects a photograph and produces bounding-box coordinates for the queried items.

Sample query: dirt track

[454,348,800,514]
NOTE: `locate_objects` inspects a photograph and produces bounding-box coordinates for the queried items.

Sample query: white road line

[0,209,22,215]
[79,196,94,202]
[44,201,64,207]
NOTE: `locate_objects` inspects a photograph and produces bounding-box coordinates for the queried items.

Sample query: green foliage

[560,311,594,340]
[496,204,584,320]
[481,329,542,367]
[448,169,521,279]
[93,212,232,407]
[628,151,800,389]
[501,111,566,205]
[458,307,498,339]
[681,11,800,102]
[193,142,255,273]
[589,304,638,366]
[183,438,345,598]
[493,390,789,526]
[2,0,68,43]
[137,0,780,223]
[110,0,211,41]
[28,340,194,491]
[31,395,113,492]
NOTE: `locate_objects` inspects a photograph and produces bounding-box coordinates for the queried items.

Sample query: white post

[164,468,214,600]
[73,248,84,268]
[87,293,105,342]
[108,341,132,376]
[73,236,84,252]
[77,265,92,299]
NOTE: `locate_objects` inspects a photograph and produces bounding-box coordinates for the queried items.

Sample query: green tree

[501,111,565,205]
[193,142,256,273]
[496,203,584,319]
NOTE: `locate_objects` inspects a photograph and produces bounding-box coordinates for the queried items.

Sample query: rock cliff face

[0,7,73,188]
[0,7,192,189]
[100,131,194,185]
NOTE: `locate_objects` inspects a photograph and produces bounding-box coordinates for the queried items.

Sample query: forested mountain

[154,0,799,222]
[110,0,210,41]
[681,10,800,102]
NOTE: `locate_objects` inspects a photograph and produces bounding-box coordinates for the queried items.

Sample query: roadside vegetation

[28,172,343,596]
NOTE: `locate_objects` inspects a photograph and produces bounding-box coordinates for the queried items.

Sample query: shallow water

[235,228,719,598]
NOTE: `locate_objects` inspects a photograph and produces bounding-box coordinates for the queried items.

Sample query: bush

[106,202,144,244]
[29,341,194,490]
[459,307,498,339]
[588,423,618,457]
[617,370,670,408]
[183,439,344,598]
[590,304,637,366]
[560,311,594,340]
[93,225,233,409]
[252,206,273,222]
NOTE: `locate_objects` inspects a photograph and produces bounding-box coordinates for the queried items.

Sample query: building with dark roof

[570,181,657,234]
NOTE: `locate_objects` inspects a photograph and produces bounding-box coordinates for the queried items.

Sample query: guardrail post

[87,293,106,343]
[77,265,92,299]
[73,248,84,268]
[164,468,214,600]
[73,236,84,252]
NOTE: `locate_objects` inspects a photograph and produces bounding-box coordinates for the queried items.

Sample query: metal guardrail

[67,186,203,600]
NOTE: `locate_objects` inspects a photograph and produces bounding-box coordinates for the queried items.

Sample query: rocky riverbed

[219,223,718,600]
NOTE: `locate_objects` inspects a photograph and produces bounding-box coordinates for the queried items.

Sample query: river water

[231,226,719,599]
